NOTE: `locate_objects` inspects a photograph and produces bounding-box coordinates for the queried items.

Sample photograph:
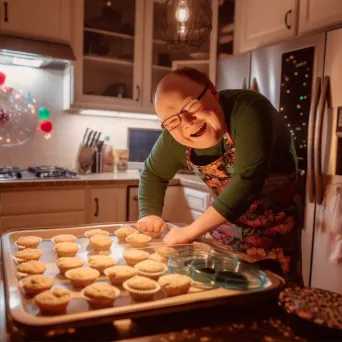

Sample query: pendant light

[158,0,212,52]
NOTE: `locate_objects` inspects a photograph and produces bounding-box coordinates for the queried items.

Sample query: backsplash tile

[0,65,161,169]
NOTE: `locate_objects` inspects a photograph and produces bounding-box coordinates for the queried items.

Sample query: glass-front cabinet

[70,0,217,114]
[72,0,144,111]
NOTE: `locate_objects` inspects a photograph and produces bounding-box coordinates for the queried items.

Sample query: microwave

[127,128,163,170]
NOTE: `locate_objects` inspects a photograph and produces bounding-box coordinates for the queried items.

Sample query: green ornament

[38,107,50,120]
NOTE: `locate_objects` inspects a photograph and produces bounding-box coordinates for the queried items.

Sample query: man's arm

[139,130,186,218]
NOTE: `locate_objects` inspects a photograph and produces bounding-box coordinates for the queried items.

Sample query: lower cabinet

[0,183,209,234]
[88,186,127,224]
[128,186,209,224]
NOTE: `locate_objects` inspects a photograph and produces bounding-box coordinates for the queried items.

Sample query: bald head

[153,70,225,149]
[154,73,205,122]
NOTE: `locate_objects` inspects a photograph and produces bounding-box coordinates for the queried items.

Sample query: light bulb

[175,0,190,23]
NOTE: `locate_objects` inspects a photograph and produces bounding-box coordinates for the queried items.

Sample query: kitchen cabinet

[88,186,127,224]
[71,0,218,114]
[298,0,342,35]
[234,0,298,54]
[0,189,86,233]
[0,0,72,44]
[128,186,209,225]
[128,186,190,223]
[71,0,144,112]
[142,0,218,111]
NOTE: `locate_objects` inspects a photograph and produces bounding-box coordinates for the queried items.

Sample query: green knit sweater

[139,90,297,221]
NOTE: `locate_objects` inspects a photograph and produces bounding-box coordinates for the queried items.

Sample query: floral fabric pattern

[186,131,302,284]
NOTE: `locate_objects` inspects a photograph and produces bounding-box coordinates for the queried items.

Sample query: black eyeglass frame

[161,84,209,131]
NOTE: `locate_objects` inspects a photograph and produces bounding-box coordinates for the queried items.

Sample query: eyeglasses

[161,84,209,131]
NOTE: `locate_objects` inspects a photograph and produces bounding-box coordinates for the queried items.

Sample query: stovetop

[0,166,79,181]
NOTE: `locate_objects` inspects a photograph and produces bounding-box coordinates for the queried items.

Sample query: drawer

[0,189,86,215]
[183,188,209,212]
[0,211,86,233]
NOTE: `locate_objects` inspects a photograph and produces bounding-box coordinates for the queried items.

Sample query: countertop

[0,171,208,192]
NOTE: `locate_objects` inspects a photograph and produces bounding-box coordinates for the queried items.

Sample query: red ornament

[40,120,53,133]
[0,72,6,86]
[0,108,9,123]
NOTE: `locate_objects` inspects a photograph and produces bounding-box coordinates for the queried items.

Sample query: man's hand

[163,225,197,245]
[136,215,167,237]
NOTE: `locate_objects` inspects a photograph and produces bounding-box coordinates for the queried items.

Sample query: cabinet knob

[133,195,138,201]
[94,197,99,217]
[284,10,292,30]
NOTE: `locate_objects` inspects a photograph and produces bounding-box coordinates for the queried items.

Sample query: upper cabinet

[234,0,298,54]
[0,0,72,44]
[71,0,144,112]
[298,0,342,34]
[70,0,218,114]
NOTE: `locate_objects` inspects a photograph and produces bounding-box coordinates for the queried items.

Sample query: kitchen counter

[0,171,208,192]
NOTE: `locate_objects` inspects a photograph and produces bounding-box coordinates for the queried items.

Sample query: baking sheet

[1,223,284,328]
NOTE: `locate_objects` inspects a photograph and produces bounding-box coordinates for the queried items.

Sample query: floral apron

[186,131,303,285]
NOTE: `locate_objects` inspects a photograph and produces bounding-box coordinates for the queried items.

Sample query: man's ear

[209,84,219,101]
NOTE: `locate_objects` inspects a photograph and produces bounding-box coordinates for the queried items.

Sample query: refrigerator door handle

[307,77,321,203]
[314,76,330,205]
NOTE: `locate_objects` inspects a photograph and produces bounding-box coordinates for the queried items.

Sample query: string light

[279,47,314,162]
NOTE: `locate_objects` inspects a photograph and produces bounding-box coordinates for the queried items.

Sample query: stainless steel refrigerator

[250,29,342,293]
[216,52,251,90]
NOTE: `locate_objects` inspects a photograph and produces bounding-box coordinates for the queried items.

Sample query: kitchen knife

[82,128,89,145]
[85,130,93,146]
[90,131,97,147]
[95,132,101,146]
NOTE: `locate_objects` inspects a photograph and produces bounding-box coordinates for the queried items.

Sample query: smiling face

[155,73,226,149]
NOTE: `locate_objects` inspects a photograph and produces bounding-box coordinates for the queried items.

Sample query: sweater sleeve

[138,130,186,218]
[212,98,275,221]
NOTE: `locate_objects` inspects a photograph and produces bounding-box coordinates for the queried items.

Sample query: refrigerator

[250,29,342,293]
[216,52,251,90]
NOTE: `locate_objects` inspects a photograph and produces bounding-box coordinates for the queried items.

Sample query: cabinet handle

[133,195,138,201]
[284,9,292,30]
[94,197,99,217]
[4,2,8,22]
[135,85,140,102]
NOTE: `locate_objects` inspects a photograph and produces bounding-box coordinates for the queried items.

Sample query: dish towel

[316,183,342,263]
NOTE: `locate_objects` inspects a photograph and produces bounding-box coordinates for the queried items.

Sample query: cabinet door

[298,0,342,35]
[142,0,218,111]
[234,0,298,54]
[128,186,194,224]
[89,187,127,224]
[72,0,144,112]
[0,0,71,43]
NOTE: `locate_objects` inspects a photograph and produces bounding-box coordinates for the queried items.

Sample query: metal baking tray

[1,223,284,331]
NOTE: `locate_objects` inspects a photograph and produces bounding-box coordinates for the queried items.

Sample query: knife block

[76,145,95,175]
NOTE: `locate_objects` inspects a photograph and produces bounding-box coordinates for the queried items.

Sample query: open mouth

[190,123,207,138]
